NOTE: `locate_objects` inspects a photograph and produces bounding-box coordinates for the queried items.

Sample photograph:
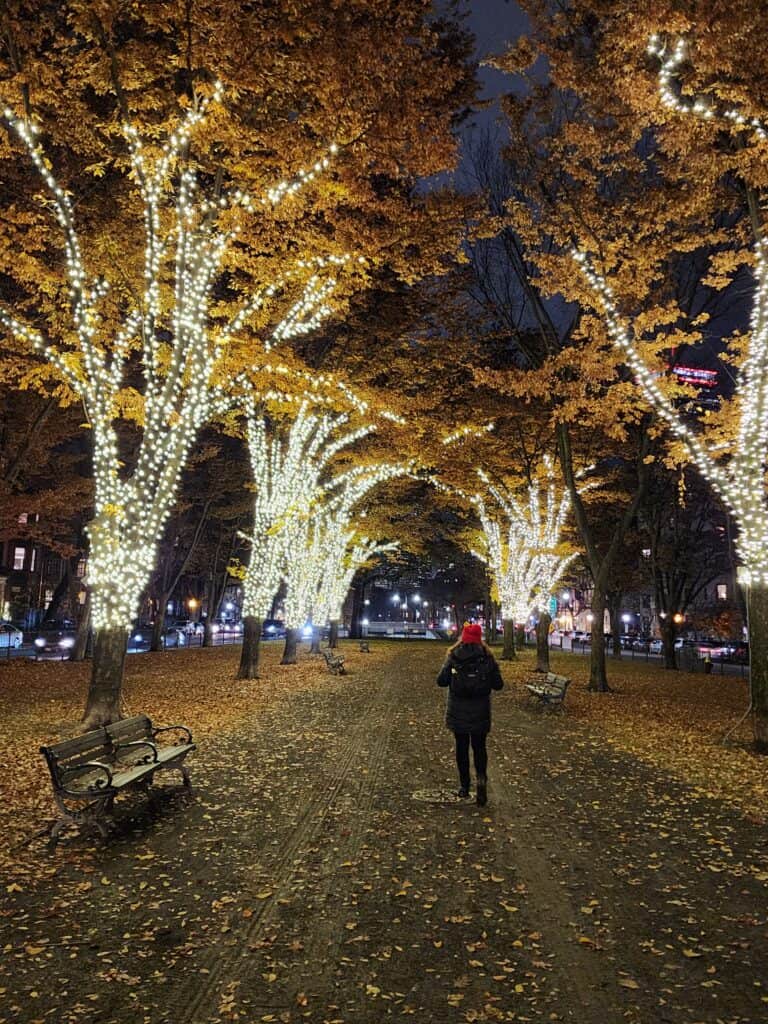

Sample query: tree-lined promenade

[3,4,768,1018]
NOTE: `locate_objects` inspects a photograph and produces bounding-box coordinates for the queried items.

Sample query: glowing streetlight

[673,612,684,625]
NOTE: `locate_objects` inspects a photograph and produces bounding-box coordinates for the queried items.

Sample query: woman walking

[437,623,504,805]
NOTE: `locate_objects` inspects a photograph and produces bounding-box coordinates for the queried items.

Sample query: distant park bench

[321,648,346,675]
[40,714,195,847]
[359,640,371,653]
[526,672,571,711]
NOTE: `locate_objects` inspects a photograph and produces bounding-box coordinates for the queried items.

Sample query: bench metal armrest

[60,760,114,795]
[114,740,158,763]
[153,724,193,744]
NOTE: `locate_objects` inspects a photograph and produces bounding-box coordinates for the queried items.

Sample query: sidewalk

[2,642,767,1023]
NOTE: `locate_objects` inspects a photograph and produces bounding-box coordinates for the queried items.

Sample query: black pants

[454,731,488,788]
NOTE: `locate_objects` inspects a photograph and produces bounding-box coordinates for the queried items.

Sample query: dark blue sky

[466,0,528,104]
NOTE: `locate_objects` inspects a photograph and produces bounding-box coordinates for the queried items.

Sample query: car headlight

[266,625,276,633]
[211,624,219,633]
[133,633,143,643]
[34,637,46,648]
[59,637,75,649]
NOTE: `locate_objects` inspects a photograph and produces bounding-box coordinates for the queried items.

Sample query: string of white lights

[573,37,768,584]
[472,460,575,623]
[0,92,345,630]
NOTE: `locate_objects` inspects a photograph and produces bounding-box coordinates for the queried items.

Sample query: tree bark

[203,618,215,648]
[329,619,339,649]
[746,582,768,751]
[310,626,321,654]
[237,615,262,679]
[535,611,551,673]
[281,627,299,665]
[151,603,166,652]
[71,592,91,662]
[588,585,611,692]
[82,627,128,728]
[660,617,678,670]
[608,593,623,659]
[515,624,526,650]
[501,617,516,660]
[349,582,364,639]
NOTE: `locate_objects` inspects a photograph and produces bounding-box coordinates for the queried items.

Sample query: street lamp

[673,612,684,625]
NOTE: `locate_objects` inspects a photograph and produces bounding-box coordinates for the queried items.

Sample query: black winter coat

[436,643,504,734]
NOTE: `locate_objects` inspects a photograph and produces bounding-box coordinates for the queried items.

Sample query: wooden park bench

[321,647,346,675]
[526,672,571,711]
[359,640,371,653]
[40,714,195,847]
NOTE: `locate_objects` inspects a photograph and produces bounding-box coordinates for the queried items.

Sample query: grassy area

[0,640,392,884]
[497,647,766,824]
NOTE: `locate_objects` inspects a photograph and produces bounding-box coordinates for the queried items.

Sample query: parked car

[649,638,663,654]
[33,620,78,658]
[0,620,23,649]
[129,623,187,650]
[261,619,287,639]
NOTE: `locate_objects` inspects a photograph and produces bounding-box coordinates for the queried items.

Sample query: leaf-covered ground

[1,641,767,1023]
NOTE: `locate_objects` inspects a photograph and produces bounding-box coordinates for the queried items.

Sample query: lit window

[44,589,53,606]
[641,548,651,559]
[77,558,87,578]
[17,513,27,524]
[13,546,25,570]
[717,584,727,601]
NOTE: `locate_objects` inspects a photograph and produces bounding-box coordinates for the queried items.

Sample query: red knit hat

[461,623,482,644]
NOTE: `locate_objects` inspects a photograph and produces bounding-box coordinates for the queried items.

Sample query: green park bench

[526,672,571,711]
[40,714,195,847]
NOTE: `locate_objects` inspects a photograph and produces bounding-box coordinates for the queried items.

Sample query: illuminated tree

[280,462,408,664]
[0,94,344,726]
[315,532,398,649]
[472,459,575,662]
[237,396,373,679]
[574,37,768,747]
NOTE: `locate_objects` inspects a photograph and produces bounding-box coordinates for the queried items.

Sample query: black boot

[457,782,470,799]
[476,775,488,806]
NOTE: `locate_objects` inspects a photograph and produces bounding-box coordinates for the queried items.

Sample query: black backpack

[450,654,493,699]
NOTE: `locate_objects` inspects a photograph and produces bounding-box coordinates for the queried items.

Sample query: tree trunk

[150,603,166,652]
[42,571,69,625]
[237,615,262,679]
[82,627,128,728]
[310,626,321,654]
[515,624,526,650]
[281,627,299,665]
[501,617,516,660]
[349,583,364,639]
[746,582,768,751]
[661,617,678,670]
[203,618,215,647]
[329,619,339,649]
[489,601,498,643]
[588,586,611,692]
[607,593,622,658]
[71,592,91,662]
[535,611,551,673]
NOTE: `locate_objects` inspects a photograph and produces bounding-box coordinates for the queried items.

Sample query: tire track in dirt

[490,746,620,1020]
[173,663,398,1023]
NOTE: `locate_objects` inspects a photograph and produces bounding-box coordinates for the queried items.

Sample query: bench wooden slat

[106,716,153,743]
[41,728,108,760]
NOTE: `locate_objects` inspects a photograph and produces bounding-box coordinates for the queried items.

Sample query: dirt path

[3,642,768,1024]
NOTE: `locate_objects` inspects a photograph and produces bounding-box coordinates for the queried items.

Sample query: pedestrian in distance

[437,622,504,805]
